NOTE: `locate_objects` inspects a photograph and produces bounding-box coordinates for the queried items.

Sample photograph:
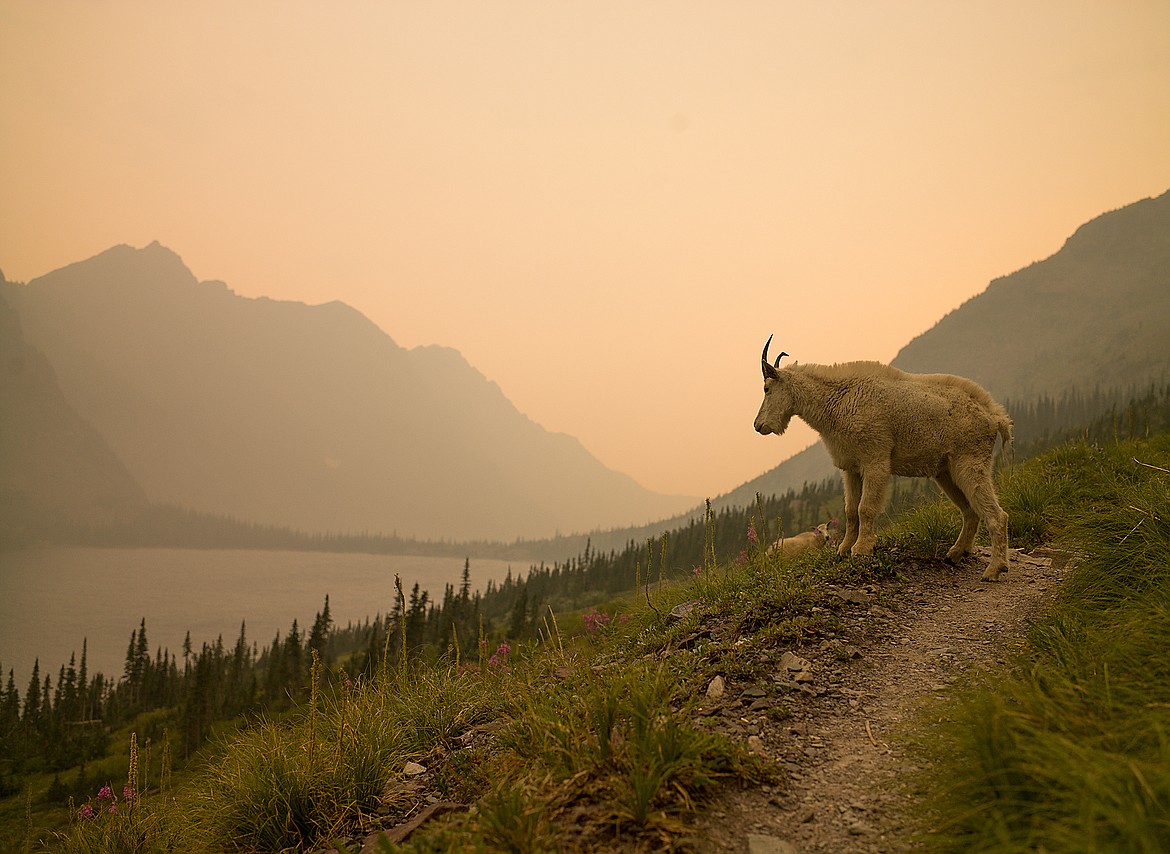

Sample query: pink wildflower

[96,785,113,802]
[79,803,94,819]
[582,608,612,640]
[488,641,511,668]
[123,785,136,800]
[692,565,702,577]
[748,524,758,544]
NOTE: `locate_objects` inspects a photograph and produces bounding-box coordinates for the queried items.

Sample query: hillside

[0,290,148,543]
[893,188,1170,399]
[723,188,1170,507]
[0,244,694,541]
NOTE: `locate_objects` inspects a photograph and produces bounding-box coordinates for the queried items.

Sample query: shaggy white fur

[769,519,842,557]
[754,338,1013,581]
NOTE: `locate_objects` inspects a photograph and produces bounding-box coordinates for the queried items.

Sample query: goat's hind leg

[935,470,980,563]
[951,458,1010,582]
[970,481,1009,582]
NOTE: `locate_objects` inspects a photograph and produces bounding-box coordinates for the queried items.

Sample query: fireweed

[75,783,133,821]
[582,607,630,641]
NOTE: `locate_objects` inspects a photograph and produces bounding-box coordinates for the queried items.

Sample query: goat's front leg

[838,469,862,556]
[851,464,890,556]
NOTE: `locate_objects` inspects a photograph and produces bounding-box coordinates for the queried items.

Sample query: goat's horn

[761,335,789,375]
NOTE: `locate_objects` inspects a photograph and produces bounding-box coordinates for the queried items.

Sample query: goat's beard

[766,413,793,435]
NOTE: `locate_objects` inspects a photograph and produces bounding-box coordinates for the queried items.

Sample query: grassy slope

[26,433,1170,853]
[909,435,1170,852]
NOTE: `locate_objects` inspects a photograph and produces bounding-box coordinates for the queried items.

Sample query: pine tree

[284,620,304,702]
[406,584,430,655]
[182,631,193,675]
[23,660,41,725]
[307,595,333,665]
[77,640,89,722]
[261,630,281,700]
[508,583,529,639]
[459,558,472,603]
[0,668,20,767]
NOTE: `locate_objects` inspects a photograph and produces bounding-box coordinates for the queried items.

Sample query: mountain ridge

[1,245,695,541]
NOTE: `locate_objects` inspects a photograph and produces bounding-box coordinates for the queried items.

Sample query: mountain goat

[769,519,842,557]
[753,337,1013,581]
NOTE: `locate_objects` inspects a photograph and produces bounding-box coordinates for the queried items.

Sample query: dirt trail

[698,547,1070,854]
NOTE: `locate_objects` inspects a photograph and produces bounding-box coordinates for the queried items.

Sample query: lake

[0,547,526,689]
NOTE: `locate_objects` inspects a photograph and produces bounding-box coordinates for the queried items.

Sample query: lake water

[0,547,525,688]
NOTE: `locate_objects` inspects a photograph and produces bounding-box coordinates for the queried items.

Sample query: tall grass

[911,435,1170,852]
[184,662,506,851]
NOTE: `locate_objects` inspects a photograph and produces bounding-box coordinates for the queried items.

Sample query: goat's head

[754,335,794,436]
[815,519,842,545]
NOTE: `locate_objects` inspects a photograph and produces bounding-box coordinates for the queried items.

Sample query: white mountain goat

[769,519,842,557]
[753,336,1013,581]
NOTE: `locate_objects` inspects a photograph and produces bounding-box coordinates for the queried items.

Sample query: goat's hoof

[980,566,1007,582]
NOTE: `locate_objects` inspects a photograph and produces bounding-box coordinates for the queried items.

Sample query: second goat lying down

[753,336,1013,581]
[769,520,842,557]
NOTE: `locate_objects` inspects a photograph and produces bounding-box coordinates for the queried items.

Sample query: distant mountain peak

[33,241,198,295]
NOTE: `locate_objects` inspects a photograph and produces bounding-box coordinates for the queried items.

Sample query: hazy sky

[3,2,1168,500]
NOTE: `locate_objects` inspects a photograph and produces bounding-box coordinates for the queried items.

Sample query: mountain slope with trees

[727,188,1170,506]
[893,188,1170,399]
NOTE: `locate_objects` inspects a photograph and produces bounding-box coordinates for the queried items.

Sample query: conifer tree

[77,640,89,721]
[23,660,41,725]
[508,583,529,639]
[307,595,333,665]
[284,620,304,701]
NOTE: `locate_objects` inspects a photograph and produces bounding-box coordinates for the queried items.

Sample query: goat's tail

[996,411,1016,471]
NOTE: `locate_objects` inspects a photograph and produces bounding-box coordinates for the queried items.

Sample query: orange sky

[3,1,1169,500]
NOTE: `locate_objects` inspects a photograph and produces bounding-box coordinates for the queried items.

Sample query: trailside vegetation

[909,434,1170,851]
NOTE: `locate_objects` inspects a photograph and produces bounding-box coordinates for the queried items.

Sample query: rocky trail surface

[696,546,1070,854]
